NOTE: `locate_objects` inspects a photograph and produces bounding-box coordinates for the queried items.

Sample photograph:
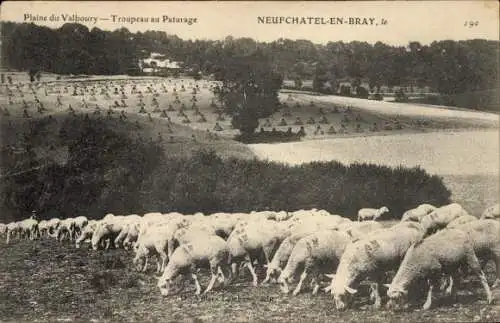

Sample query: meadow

[0,73,499,322]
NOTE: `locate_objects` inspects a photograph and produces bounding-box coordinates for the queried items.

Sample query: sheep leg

[204,266,218,294]
[167,238,175,259]
[492,251,500,288]
[444,276,454,296]
[370,283,382,309]
[468,252,494,304]
[216,266,225,284]
[142,257,149,272]
[191,273,202,295]
[293,270,308,296]
[245,259,259,287]
[105,239,111,250]
[156,254,162,273]
[477,270,493,304]
[231,261,240,280]
[220,264,232,287]
[423,280,434,310]
[311,274,320,296]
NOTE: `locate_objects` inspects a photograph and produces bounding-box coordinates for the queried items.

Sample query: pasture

[0,236,499,322]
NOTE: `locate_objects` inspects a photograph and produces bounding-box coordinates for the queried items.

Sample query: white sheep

[133,218,191,272]
[386,228,493,310]
[75,220,99,248]
[227,220,290,286]
[263,224,322,284]
[6,221,21,244]
[401,204,436,222]
[445,214,478,229]
[420,203,470,235]
[278,230,351,296]
[19,218,39,240]
[122,223,141,250]
[327,221,425,310]
[70,216,89,239]
[446,219,500,289]
[133,224,172,272]
[335,220,384,241]
[263,216,350,284]
[56,218,74,242]
[357,206,389,222]
[45,218,61,237]
[157,236,231,296]
[481,203,500,220]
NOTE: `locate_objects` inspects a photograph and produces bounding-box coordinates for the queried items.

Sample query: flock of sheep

[1,202,499,311]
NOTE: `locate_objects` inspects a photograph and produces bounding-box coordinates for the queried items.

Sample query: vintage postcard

[0,1,499,322]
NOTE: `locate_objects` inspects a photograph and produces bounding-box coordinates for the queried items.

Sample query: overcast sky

[2,1,499,45]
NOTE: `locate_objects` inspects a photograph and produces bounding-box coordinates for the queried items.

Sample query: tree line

[2,21,498,96]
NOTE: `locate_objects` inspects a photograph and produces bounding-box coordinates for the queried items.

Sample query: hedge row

[0,118,451,222]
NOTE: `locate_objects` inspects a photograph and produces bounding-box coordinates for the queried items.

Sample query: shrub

[143,150,451,220]
[394,88,408,102]
[356,86,369,99]
[0,118,451,222]
[339,85,352,97]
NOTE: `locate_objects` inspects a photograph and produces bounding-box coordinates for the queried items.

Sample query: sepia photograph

[0,1,499,321]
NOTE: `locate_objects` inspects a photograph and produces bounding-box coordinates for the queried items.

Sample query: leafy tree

[213,51,283,136]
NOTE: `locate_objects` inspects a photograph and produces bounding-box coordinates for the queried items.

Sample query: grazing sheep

[45,218,61,237]
[481,203,500,220]
[133,224,173,273]
[335,220,384,241]
[446,214,478,229]
[386,228,493,310]
[263,216,351,284]
[157,236,231,296]
[357,206,389,222]
[327,221,425,310]
[122,223,141,250]
[6,222,21,244]
[56,218,74,242]
[75,220,99,249]
[174,225,218,246]
[70,216,89,239]
[133,217,191,272]
[401,204,436,222]
[278,230,351,296]
[227,220,290,286]
[91,220,125,250]
[263,223,324,284]
[0,223,6,236]
[38,220,50,236]
[420,203,470,235]
[20,218,39,240]
[447,219,500,288]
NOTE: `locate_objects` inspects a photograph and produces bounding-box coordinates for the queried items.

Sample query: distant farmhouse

[139,52,183,75]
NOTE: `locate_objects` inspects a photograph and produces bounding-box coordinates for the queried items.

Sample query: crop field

[0,236,499,323]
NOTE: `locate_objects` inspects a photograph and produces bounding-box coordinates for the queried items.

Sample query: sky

[1,1,499,45]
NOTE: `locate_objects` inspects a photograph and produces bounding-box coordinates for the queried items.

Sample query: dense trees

[1,21,498,99]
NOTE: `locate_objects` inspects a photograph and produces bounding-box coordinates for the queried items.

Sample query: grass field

[0,237,499,322]
[1,73,499,322]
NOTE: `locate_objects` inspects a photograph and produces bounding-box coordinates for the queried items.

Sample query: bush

[339,85,352,97]
[356,86,369,99]
[394,89,408,102]
[142,150,451,220]
[0,118,451,222]
[371,92,384,101]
